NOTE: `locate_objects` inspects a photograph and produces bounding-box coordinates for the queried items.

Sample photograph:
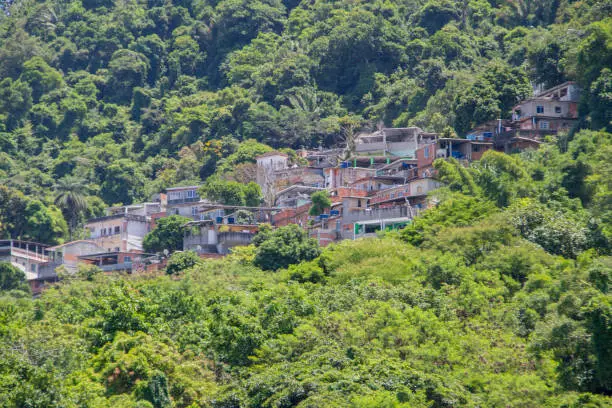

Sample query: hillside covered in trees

[0,0,612,406]
[0,0,611,243]
[1,129,612,406]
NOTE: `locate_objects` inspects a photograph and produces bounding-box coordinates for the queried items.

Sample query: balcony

[167,196,200,205]
[343,206,418,224]
[87,214,147,224]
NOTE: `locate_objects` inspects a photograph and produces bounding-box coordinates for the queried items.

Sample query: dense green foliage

[165,250,202,275]
[0,0,611,243]
[1,209,611,406]
[0,262,30,293]
[1,129,612,405]
[0,185,68,244]
[308,190,331,216]
[143,215,192,254]
[252,224,321,271]
[0,0,612,405]
[199,178,262,207]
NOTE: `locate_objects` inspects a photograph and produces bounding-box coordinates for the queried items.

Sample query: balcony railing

[87,214,147,223]
[343,206,419,224]
[168,197,200,205]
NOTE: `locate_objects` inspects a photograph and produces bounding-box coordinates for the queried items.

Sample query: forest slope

[0,0,611,244]
[0,1,611,406]
[0,126,611,407]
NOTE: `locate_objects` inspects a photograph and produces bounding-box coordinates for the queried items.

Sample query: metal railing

[87,213,147,224]
[0,241,51,262]
[168,197,200,205]
[343,206,419,224]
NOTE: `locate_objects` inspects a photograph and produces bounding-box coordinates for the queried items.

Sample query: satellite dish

[163,249,169,257]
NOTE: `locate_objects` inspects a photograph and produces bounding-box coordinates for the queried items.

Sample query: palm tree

[54,176,88,240]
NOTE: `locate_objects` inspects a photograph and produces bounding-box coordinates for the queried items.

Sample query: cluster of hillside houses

[1,82,581,294]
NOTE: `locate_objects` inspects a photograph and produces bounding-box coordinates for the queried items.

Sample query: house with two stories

[512,81,580,138]
[0,240,60,294]
[354,127,437,158]
[165,185,204,220]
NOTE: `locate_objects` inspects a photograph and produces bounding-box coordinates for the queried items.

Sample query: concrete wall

[519,116,578,131]
[86,216,149,252]
[216,232,254,255]
[516,100,578,120]
[387,141,418,158]
[469,143,493,161]
[369,178,439,206]
[343,206,413,224]
[350,178,399,193]
[184,225,218,253]
[167,203,201,220]
[88,217,123,239]
[257,155,288,189]
[325,167,376,189]
[355,141,386,154]
[59,241,105,273]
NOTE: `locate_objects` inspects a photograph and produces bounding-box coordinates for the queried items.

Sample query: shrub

[253,225,321,271]
[165,251,202,275]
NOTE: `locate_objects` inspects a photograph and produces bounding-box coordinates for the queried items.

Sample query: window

[174,208,180,215]
[114,226,120,234]
[187,189,195,198]
[536,105,544,114]
[124,256,132,263]
[31,264,36,272]
[424,146,430,159]
[357,200,362,208]
[555,106,562,114]
[102,228,106,236]
[473,144,481,152]
[539,121,549,130]
[114,247,120,252]
[191,207,198,217]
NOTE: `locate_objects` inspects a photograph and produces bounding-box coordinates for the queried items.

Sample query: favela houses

[0,1,611,406]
